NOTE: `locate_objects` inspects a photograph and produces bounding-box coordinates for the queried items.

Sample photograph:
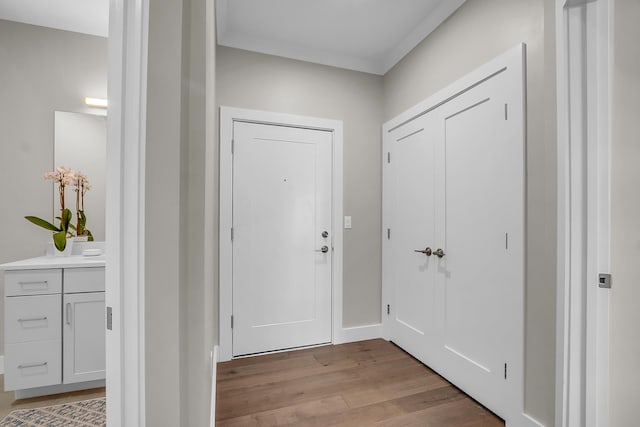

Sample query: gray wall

[216,46,385,327]
[145,0,186,424]
[145,0,214,425]
[382,0,556,424]
[0,20,107,355]
[610,0,640,425]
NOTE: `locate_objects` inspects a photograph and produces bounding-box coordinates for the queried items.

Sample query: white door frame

[106,0,149,425]
[218,107,343,362]
[555,1,612,426]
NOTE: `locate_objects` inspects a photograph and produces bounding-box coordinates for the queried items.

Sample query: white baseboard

[512,412,545,427]
[210,346,218,427]
[14,379,105,399]
[335,323,382,344]
[0,355,4,375]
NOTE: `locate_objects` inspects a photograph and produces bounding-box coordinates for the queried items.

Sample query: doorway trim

[218,106,343,362]
[555,1,612,426]
[106,0,149,425]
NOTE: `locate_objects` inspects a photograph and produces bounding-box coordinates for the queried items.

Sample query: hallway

[216,339,503,426]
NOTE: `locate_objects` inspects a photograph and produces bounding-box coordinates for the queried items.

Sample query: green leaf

[60,209,73,232]
[68,224,78,232]
[80,210,87,227]
[25,216,61,232]
[53,231,67,251]
[86,230,94,242]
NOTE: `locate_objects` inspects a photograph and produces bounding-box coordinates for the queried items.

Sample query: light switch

[344,216,352,229]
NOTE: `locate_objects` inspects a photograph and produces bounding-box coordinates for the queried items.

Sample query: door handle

[414,247,432,256]
[66,303,72,325]
[315,246,329,253]
[434,248,446,258]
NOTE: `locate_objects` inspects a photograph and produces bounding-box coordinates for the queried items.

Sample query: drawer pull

[17,361,48,369]
[17,316,48,323]
[18,281,48,287]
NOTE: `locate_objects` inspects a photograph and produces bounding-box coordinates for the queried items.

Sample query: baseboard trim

[14,379,105,399]
[210,346,218,427]
[513,412,545,427]
[335,323,382,344]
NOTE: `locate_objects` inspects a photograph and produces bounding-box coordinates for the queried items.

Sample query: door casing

[218,106,343,362]
[555,1,612,426]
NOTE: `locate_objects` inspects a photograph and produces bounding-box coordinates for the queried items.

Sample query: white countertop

[0,255,106,271]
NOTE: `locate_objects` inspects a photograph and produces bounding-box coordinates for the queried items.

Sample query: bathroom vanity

[0,252,105,398]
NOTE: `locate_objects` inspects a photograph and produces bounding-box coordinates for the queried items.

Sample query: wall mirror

[54,111,107,241]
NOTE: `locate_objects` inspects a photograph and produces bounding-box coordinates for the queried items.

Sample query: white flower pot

[53,237,74,257]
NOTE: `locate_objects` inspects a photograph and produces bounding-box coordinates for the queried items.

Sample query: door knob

[322,231,329,238]
[315,246,329,253]
[434,248,445,258]
[414,247,432,256]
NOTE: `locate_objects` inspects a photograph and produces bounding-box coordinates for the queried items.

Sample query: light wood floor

[216,339,504,426]
[0,375,105,419]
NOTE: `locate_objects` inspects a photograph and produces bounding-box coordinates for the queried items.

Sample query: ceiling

[0,0,465,75]
[0,0,108,37]
[216,0,466,75]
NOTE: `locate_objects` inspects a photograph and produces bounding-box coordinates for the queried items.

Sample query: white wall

[610,0,640,425]
[382,0,557,424]
[0,20,107,356]
[216,46,384,327]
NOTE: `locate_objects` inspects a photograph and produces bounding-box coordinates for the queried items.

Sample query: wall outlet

[344,216,352,229]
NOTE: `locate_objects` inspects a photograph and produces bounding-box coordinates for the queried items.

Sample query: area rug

[0,398,105,426]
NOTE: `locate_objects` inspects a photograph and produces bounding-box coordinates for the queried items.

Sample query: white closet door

[387,115,440,362]
[384,47,524,422]
[432,73,523,417]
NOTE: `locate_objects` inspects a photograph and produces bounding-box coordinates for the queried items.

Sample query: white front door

[232,121,333,356]
[384,47,524,421]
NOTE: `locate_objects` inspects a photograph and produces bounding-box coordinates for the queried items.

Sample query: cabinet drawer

[63,268,105,293]
[4,340,61,391]
[4,269,62,296]
[5,294,62,344]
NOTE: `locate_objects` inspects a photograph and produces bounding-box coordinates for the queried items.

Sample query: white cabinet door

[63,292,105,384]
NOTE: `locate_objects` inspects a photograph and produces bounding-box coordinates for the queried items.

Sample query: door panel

[233,122,332,356]
[436,83,510,411]
[388,116,438,361]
